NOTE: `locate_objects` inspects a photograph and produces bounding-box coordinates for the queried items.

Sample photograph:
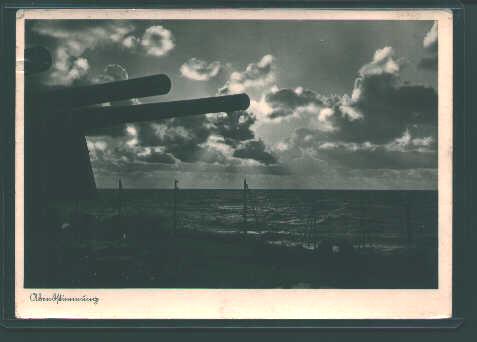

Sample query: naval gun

[25,47,250,200]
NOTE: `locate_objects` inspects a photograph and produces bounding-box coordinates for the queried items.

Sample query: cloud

[87,118,283,186]
[358,46,400,76]
[233,140,277,165]
[33,21,135,85]
[136,148,176,164]
[260,46,437,170]
[32,21,175,85]
[100,108,277,167]
[219,54,276,94]
[270,47,434,141]
[84,44,436,185]
[90,63,140,106]
[263,86,325,120]
[180,58,221,81]
[133,115,214,163]
[286,127,436,170]
[419,22,438,70]
[385,129,435,153]
[209,110,256,147]
[110,56,276,167]
[91,63,129,84]
[86,134,179,182]
[56,55,90,85]
[336,75,436,144]
[140,25,175,57]
[30,25,279,169]
[130,110,274,166]
[122,35,140,49]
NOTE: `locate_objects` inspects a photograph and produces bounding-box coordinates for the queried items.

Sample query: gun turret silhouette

[26,47,250,200]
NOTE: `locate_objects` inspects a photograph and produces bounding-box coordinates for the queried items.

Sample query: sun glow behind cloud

[28,19,438,189]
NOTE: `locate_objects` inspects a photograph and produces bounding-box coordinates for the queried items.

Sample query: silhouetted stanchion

[242,178,249,234]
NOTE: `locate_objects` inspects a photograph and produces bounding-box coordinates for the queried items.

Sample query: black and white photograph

[14,8,453,319]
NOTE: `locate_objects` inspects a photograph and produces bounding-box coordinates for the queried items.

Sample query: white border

[15,8,453,319]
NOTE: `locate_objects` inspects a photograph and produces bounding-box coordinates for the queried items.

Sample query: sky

[26,19,439,189]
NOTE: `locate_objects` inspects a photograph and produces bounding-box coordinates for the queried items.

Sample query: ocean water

[56,189,438,254]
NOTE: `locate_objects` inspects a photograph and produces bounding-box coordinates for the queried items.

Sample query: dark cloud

[127,104,284,166]
[265,87,325,119]
[134,115,213,163]
[210,111,255,147]
[233,140,277,165]
[261,47,436,146]
[333,74,437,144]
[105,104,280,168]
[124,46,436,171]
[257,47,403,126]
[133,110,270,165]
[267,46,437,170]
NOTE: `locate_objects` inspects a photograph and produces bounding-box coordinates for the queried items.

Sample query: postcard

[15,8,453,319]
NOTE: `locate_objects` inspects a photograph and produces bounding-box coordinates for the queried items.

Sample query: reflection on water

[50,189,437,254]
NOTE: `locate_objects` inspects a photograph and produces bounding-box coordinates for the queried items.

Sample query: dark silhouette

[243,178,248,233]
[24,47,250,286]
[25,47,250,201]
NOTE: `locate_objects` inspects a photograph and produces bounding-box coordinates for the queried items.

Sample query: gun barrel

[75,93,250,131]
[38,74,172,108]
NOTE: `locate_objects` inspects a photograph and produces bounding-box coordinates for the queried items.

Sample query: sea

[56,189,438,255]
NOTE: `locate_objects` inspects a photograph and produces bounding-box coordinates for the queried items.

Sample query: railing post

[243,178,248,234]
